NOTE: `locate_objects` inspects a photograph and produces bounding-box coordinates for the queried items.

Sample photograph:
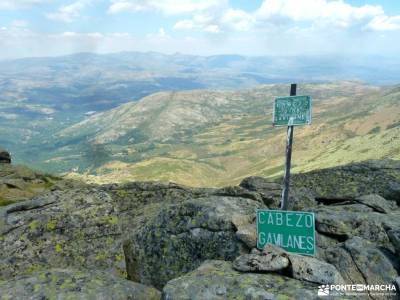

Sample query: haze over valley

[0,52,399,187]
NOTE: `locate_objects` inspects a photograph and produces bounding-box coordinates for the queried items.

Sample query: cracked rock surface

[0,182,265,281]
[162,260,320,300]
[123,196,263,289]
[0,159,399,299]
[233,244,290,272]
[0,268,160,300]
[233,244,344,286]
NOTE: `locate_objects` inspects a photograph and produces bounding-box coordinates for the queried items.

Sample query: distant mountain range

[1,52,399,119]
[0,52,399,186]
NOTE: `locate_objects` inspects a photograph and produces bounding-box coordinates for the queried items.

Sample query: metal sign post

[281,83,296,210]
[256,90,314,255]
[272,84,311,209]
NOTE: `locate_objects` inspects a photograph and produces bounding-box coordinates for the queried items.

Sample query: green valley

[1,53,399,188]
[41,81,400,187]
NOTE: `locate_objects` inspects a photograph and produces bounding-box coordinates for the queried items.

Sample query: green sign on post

[256,209,315,256]
[273,95,311,127]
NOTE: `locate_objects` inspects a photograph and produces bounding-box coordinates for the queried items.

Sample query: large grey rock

[325,237,399,299]
[288,253,345,285]
[0,159,399,299]
[1,177,270,282]
[239,176,281,206]
[387,229,400,254]
[123,196,263,289]
[315,231,340,249]
[288,186,318,210]
[234,243,344,286]
[355,194,397,213]
[233,244,289,272]
[291,159,400,203]
[162,260,319,300]
[239,176,317,210]
[0,188,126,279]
[213,186,264,204]
[395,277,400,294]
[0,181,224,280]
[324,245,367,285]
[0,268,160,300]
[0,164,62,207]
[314,205,400,247]
[231,214,257,249]
[344,237,398,287]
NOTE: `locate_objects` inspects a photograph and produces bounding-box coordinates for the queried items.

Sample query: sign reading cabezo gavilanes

[256,209,315,256]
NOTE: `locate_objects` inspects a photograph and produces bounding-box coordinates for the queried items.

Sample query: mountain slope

[58,81,379,143]
[45,81,400,187]
[2,52,400,173]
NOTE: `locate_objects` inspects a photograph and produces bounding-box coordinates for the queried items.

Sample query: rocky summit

[0,149,10,164]
[0,163,74,207]
[0,159,399,299]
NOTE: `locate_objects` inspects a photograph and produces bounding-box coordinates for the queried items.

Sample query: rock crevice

[0,159,399,299]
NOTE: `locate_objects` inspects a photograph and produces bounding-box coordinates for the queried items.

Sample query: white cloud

[108,0,226,15]
[108,0,400,36]
[255,0,383,23]
[367,15,400,31]
[255,0,398,33]
[172,6,254,34]
[172,0,400,34]
[0,0,399,59]
[221,9,255,32]
[0,0,47,10]
[203,24,220,33]
[174,20,195,30]
[173,13,220,34]
[147,27,170,39]
[46,0,91,23]
[158,28,169,38]
[10,19,29,28]
[59,31,104,38]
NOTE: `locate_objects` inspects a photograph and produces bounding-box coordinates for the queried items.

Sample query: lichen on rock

[123,196,264,289]
[162,260,319,300]
[0,159,398,299]
[0,268,161,300]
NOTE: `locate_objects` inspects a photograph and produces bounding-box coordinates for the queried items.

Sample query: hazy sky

[0,0,399,59]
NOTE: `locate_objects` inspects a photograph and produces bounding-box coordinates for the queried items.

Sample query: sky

[0,0,399,59]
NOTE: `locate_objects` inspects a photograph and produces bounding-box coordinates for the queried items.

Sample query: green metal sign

[273,95,311,126]
[256,209,315,255]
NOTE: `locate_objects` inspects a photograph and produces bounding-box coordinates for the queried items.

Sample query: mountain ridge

[58,81,380,144]
[49,81,400,187]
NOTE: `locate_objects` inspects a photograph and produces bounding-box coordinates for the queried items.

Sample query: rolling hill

[1,52,399,186]
[38,81,400,187]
